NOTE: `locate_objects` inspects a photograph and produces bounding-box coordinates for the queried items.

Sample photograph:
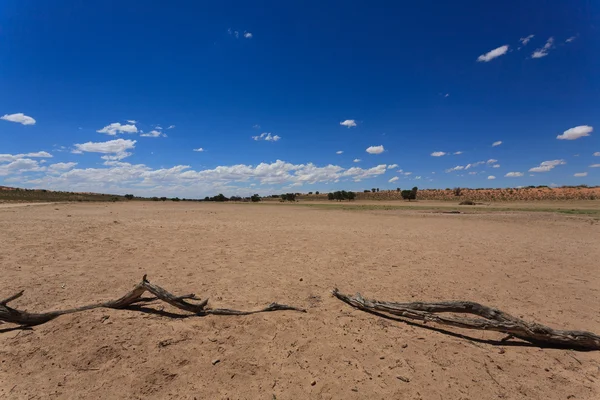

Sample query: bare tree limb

[0,275,305,327]
[332,288,600,351]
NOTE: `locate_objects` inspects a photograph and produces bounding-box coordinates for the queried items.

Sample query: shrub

[315,191,320,195]
[453,187,462,197]
[124,194,134,200]
[251,194,261,202]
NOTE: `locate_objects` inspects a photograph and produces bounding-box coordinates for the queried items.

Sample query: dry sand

[1,202,599,399]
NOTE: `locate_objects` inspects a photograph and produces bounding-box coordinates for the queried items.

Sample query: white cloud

[565,36,576,43]
[244,32,253,39]
[531,37,554,59]
[0,158,46,176]
[252,124,260,129]
[492,141,502,147]
[1,113,36,125]
[465,161,485,169]
[387,164,398,169]
[557,125,593,140]
[487,175,496,180]
[403,172,412,176]
[446,165,465,172]
[127,120,137,124]
[193,148,205,152]
[73,139,136,162]
[336,150,343,154]
[140,130,166,138]
[486,159,498,164]
[589,164,600,168]
[528,159,566,172]
[444,93,450,98]
[468,171,477,175]
[388,176,399,183]
[353,159,361,163]
[519,34,535,45]
[97,122,138,136]
[340,119,357,128]
[252,132,281,142]
[431,151,446,157]
[414,176,421,180]
[48,162,77,173]
[454,151,463,155]
[0,151,52,163]
[594,152,600,156]
[505,172,524,177]
[492,164,500,168]
[477,45,509,62]
[167,125,175,129]
[155,126,163,130]
[574,172,587,177]
[366,145,384,154]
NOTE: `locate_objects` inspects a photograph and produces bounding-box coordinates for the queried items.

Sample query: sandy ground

[1,202,599,399]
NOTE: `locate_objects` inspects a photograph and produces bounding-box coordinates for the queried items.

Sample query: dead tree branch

[0,275,305,327]
[332,288,600,351]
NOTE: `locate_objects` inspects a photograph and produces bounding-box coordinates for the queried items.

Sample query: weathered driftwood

[332,289,600,351]
[0,275,305,327]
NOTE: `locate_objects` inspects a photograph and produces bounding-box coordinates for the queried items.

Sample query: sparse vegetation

[327,190,356,201]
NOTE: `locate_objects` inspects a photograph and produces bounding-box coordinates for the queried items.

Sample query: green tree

[124,194,134,200]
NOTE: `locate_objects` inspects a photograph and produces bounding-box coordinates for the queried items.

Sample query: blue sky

[1,0,599,197]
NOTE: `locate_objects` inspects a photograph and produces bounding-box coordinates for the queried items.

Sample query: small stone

[299,278,303,282]
[351,388,358,392]
[544,368,550,372]
[311,380,316,386]
[401,344,408,348]
[379,356,385,359]
[498,348,506,354]
[211,359,220,365]
[396,376,410,383]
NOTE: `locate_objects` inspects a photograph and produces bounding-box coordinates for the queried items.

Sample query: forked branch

[332,288,600,350]
[0,275,305,327]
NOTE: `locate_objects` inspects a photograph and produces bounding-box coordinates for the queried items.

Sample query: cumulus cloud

[127,120,137,124]
[353,159,361,163]
[336,150,343,154]
[1,113,36,125]
[594,152,600,156]
[528,159,566,172]
[487,175,496,180]
[454,151,463,155]
[557,125,593,140]
[244,32,253,39]
[97,122,138,136]
[387,164,398,169]
[340,119,357,128]
[492,141,502,147]
[140,130,166,138]
[403,172,412,176]
[431,151,446,157]
[519,34,535,45]
[366,145,384,154]
[252,132,281,142]
[574,172,587,177]
[193,148,205,152]
[486,159,498,164]
[0,158,46,176]
[73,139,136,162]
[492,164,500,168]
[388,176,399,183]
[477,45,509,62]
[505,172,524,177]
[532,37,554,59]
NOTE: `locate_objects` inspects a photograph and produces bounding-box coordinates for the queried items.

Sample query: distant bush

[280,193,296,202]
[124,194,134,200]
[401,187,418,201]
[251,194,261,202]
[328,190,356,201]
[453,187,462,197]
